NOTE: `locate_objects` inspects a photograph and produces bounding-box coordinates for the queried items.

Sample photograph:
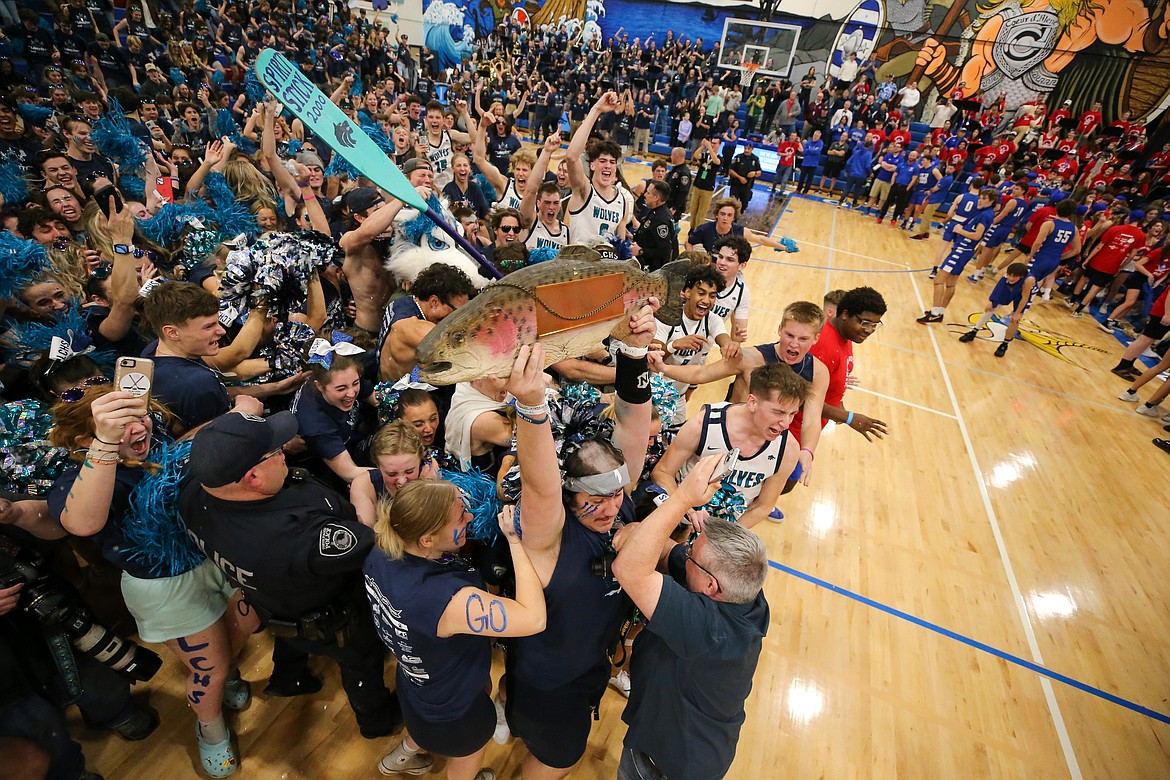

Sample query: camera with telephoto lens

[0,546,162,683]
[590,549,618,580]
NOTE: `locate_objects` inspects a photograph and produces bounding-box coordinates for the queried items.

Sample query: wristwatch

[113,244,134,255]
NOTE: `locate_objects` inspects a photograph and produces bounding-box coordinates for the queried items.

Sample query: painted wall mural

[422,0,1170,123]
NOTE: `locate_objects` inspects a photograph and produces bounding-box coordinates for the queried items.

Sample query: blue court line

[767,558,1170,726]
[768,192,791,236]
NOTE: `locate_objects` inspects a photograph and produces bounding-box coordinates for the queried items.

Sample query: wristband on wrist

[515,411,549,425]
[614,352,651,405]
[93,437,121,446]
[800,447,814,460]
[613,341,648,358]
[514,400,549,416]
[845,411,854,426]
[303,192,316,200]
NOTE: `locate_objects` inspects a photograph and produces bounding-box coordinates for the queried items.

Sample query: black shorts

[1085,268,1116,288]
[505,665,609,769]
[822,160,845,178]
[1142,319,1170,341]
[1124,272,1147,291]
[401,690,495,758]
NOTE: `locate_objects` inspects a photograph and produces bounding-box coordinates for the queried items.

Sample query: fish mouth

[421,360,452,375]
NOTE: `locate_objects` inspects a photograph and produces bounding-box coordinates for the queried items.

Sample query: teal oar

[253,48,502,279]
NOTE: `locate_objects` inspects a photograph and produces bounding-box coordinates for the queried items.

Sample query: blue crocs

[197,722,238,777]
[222,672,251,711]
[768,508,784,522]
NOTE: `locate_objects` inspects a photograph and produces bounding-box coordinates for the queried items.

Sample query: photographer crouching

[611,456,770,780]
[0,495,160,780]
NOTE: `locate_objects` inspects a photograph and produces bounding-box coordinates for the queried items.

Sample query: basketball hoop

[741,62,760,88]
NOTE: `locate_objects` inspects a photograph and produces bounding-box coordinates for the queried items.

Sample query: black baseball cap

[189,411,298,487]
[346,187,383,213]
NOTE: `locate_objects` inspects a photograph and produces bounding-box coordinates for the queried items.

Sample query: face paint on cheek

[453,526,465,546]
[575,502,597,520]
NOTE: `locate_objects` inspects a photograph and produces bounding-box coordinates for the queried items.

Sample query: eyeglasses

[855,317,883,331]
[683,534,721,593]
[90,262,112,280]
[59,375,111,403]
[497,224,521,233]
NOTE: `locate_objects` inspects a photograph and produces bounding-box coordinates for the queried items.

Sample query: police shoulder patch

[657,224,670,238]
[319,524,358,557]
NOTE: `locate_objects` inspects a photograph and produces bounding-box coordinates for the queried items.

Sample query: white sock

[932,307,944,316]
[199,715,227,743]
[399,739,419,755]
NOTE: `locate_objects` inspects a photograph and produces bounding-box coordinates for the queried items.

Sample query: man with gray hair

[611,454,770,780]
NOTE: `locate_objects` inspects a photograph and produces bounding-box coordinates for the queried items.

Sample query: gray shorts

[121,559,234,643]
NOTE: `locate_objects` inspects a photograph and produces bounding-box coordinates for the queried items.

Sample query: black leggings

[878,184,911,220]
[796,166,818,193]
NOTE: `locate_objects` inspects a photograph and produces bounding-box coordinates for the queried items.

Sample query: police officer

[728,141,763,209]
[663,147,693,220]
[632,180,678,272]
[177,411,402,738]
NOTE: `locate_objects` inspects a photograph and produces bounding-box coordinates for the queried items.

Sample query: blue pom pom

[361,121,395,153]
[204,172,261,241]
[244,69,269,104]
[440,468,502,543]
[211,69,225,87]
[607,235,633,260]
[0,161,29,206]
[399,194,444,245]
[120,174,146,201]
[213,109,257,154]
[702,483,747,522]
[169,67,186,86]
[286,138,303,155]
[122,440,207,577]
[780,236,799,253]
[2,303,116,369]
[92,98,148,170]
[473,172,496,204]
[0,232,49,301]
[350,73,363,96]
[16,103,53,124]
[528,245,560,265]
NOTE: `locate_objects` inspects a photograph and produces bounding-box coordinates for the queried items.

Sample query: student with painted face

[365,449,549,780]
[349,421,440,527]
[502,307,657,778]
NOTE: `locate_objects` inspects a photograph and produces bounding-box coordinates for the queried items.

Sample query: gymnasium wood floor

[73,166,1170,779]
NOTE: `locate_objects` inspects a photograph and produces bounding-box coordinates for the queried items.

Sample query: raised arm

[613,302,657,492]
[612,454,721,620]
[473,112,508,194]
[519,133,560,226]
[508,343,567,553]
[565,91,621,204]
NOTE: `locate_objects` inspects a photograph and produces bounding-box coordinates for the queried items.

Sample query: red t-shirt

[1057,138,1078,153]
[944,148,968,168]
[1022,205,1056,246]
[1049,109,1071,126]
[865,128,886,147]
[786,353,829,445]
[1151,286,1169,319]
[809,320,853,414]
[776,141,800,168]
[1051,157,1078,178]
[889,129,912,147]
[1078,111,1102,135]
[1089,224,1145,274]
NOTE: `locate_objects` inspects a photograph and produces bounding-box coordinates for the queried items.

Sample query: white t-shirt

[654,310,727,424]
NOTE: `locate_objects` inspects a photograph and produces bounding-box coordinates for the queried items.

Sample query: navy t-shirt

[622,545,769,780]
[142,342,230,433]
[686,221,745,254]
[363,550,490,721]
[292,379,374,460]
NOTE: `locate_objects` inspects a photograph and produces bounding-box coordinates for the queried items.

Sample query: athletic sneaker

[1119,390,1140,402]
[1099,320,1116,334]
[966,272,983,283]
[768,507,785,522]
[958,329,978,342]
[1136,404,1166,418]
[876,218,883,225]
[911,233,929,240]
[1143,347,1159,359]
[492,692,511,745]
[928,267,938,279]
[1162,412,1170,423]
[1064,298,1078,308]
[916,312,943,324]
[994,342,1008,357]
[378,742,434,776]
[609,669,631,698]
[1112,366,1140,381]
[1041,289,1052,301]
[108,704,160,741]
[1155,438,1170,455]
[1099,303,1110,314]
[1070,310,1083,318]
